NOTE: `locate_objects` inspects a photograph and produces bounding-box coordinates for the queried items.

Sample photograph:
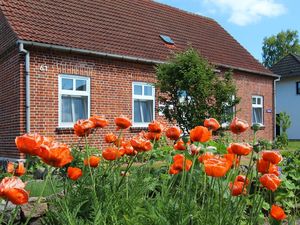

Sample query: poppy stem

[116,153,138,190]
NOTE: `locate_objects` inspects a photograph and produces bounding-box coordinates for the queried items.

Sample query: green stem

[24,166,52,225]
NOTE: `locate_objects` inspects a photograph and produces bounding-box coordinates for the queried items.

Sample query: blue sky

[155,0,300,62]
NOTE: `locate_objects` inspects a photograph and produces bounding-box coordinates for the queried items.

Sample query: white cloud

[204,0,286,26]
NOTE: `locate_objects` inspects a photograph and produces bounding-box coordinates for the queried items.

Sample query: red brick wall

[1,47,275,158]
[28,49,161,151]
[233,71,275,141]
[0,48,23,159]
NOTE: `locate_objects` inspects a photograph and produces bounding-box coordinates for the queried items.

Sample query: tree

[262,30,300,68]
[156,48,239,133]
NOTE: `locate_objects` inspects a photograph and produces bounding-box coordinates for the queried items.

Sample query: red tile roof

[0,0,272,75]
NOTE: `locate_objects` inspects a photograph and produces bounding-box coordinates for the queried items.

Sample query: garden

[0,115,299,225]
[0,50,299,225]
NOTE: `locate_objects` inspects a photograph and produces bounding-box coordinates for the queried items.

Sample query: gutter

[215,63,280,78]
[16,40,164,65]
[274,76,281,139]
[17,40,279,78]
[18,43,30,133]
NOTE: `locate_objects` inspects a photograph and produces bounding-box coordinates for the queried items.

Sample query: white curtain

[134,100,153,123]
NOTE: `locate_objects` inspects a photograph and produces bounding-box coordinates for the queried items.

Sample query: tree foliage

[262,29,300,68]
[156,49,239,133]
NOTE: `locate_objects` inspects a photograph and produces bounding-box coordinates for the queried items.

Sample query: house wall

[0,49,24,159]
[1,48,275,159]
[0,13,24,160]
[233,71,275,141]
[276,76,300,140]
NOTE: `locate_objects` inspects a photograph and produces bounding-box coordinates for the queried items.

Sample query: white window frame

[132,82,155,127]
[252,95,264,125]
[58,74,90,128]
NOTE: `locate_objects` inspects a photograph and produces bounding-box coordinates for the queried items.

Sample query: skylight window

[160,35,174,45]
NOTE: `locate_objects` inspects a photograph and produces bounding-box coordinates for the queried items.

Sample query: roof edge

[17,40,164,65]
[17,40,279,77]
[215,63,280,78]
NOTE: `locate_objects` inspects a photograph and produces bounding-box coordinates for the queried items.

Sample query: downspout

[19,43,30,133]
[274,76,281,139]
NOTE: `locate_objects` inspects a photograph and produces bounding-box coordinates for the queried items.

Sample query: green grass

[26,179,62,197]
[287,141,300,151]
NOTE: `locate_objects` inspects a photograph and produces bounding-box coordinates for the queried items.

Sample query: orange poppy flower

[148,120,163,133]
[84,155,101,167]
[270,205,287,221]
[39,142,73,168]
[114,115,131,130]
[104,133,117,143]
[15,162,26,176]
[190,126,211,143]
[260,174,281,192]
[229,117,249,134]
[144,132,161,141]
[102,147,121,161]
[262,151,282,165]
[0,177,28,205]
[204,118,220,131]
[6,162,15,174]
[230,143,252,156]
[174,139,186,151]
[67,167,83,180]
[15,133,44,156]
[227,144,233,154]
[198,152,214,163]
[73,119,95,137]
[121,141,137,156]
[89,115,109,129]
[130,136,152,152]
[203,157,231,177]
[190,144,201,156]
[229,175,249,196]
[166,126,181,140]
[169,154,192,174]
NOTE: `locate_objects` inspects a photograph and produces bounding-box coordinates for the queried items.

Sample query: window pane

[134,85,142,95]
[253,108,263,124]
[62,78,73,90]
[141,100,153,122]
[73,96,88,121]
[257,97,261,105]
[252,97,256,105]
[76,80,86,91]
[144,86,152,96]
[134,100,142,122]
[61,96,73,122]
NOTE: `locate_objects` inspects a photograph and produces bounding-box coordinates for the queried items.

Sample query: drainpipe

[19,43,30,133]
[274,76,281,139]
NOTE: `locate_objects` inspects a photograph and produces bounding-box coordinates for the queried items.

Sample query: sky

[154,0,300,62]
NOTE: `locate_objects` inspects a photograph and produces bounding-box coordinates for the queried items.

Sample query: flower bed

[0,116,298,224]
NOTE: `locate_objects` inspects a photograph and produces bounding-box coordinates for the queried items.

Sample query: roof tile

[0,0,271,75]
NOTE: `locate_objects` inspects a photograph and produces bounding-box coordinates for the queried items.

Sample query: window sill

[130,126,148,133]
[251,125,265,130]
[55,127,74,134]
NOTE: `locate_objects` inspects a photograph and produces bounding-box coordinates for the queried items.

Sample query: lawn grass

[26,179,62,197]
[287,141,300,151]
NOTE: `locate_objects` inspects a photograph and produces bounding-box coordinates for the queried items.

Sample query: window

[59,75,90,127]
[159,35,174,45]
[132,82,155,127]
[296,82,300,95]
[221,95,236,127]
[252,96,263,125]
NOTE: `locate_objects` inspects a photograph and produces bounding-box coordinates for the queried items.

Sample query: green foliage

[276,150,300,217]
[156,48,239,133]
[262,29,300,68]
[275,112,291,149]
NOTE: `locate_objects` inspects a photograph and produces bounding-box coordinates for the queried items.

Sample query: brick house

[0,0,277,160]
